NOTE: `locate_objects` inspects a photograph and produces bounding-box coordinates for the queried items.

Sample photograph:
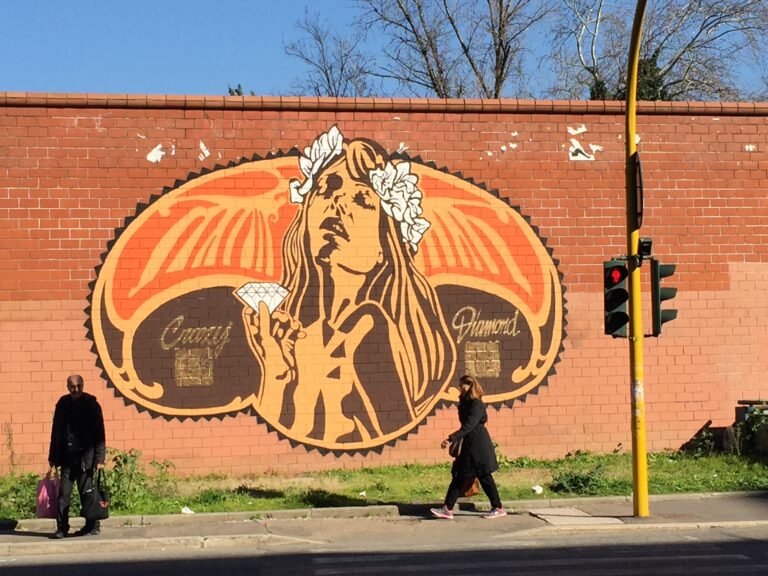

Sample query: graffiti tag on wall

[88,126,565,452]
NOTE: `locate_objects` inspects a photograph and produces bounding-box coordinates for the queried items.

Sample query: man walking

[48,374,106,538]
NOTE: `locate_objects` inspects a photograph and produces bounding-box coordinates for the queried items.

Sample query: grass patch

[2,449,767,520]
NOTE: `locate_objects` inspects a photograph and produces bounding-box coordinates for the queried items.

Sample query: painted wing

[416,175,549,317]
[102,161,298,323]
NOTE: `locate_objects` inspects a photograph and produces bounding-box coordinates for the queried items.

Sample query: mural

[88,126,565,452]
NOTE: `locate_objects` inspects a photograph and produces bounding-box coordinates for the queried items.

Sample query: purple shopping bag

[36,471,60,519]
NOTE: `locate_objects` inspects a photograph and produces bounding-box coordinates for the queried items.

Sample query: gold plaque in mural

[88,126,565,452]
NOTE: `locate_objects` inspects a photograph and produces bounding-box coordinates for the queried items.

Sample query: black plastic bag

[448,437,463,458]
[82,469,110,520]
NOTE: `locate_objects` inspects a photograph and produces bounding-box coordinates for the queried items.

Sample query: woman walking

[431,375,506,519]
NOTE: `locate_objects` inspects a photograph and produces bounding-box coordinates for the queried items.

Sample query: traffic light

[650,258,677,336]
[604,259,629,337]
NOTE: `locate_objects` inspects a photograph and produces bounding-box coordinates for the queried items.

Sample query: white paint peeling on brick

[568,138,595,160]
[146,144,165,164]
[198,141,210,161]
[567,124,604,161]
[397,142,408,153]
[505,131,520,152]
[745,144,757,152]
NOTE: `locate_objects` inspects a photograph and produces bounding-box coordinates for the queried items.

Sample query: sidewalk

[2,491,767,557]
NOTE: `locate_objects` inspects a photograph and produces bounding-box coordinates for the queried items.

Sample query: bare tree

[284,9,375,97]
[284,1,553,98]
[550,0,768,101]
[281,0,767,100]
[357,0,553,98]
[358,0,467,97]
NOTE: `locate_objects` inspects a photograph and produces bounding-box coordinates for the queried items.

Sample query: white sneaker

[430,506,454,520]
[482,508,507,519]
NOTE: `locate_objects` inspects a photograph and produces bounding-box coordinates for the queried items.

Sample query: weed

[506,456,544,469]
[192,488,230,506]
[0,473,38,519]
[107,448,151,511]
[742,410,768,454]
[549,464,605,495]
[149,459,177,497]
[549,463,633,496]
[683,427,717,457]
[2,423,16,471]
[494,442,513,468]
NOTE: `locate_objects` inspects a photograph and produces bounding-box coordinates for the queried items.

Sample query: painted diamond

[235,282,289,314]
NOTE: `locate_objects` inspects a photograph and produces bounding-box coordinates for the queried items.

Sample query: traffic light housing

[650,258,677,336]
[604,259,629,337]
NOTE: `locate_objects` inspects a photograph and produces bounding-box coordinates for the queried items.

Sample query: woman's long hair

[460,374,484,400]
[280,138,455,414]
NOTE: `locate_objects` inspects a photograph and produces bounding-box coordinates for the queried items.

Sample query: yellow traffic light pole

[626,0,649,517]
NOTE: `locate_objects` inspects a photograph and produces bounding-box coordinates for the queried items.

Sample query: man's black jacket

[48,392,106,469]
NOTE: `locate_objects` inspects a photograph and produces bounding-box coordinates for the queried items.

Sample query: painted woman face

[306,166,384,274]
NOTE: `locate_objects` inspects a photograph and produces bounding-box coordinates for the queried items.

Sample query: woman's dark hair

[460,374,484,400]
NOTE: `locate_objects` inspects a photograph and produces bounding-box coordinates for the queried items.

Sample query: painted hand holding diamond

[242,301,306,424]
[235,282,289,314]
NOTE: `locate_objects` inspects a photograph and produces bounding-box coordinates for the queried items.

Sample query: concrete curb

[0,534,310,557]
[501,490,768,510]
[11,505,401,532]
[547,520,768,532]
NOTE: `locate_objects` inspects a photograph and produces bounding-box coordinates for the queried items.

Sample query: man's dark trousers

[58,452,100,534]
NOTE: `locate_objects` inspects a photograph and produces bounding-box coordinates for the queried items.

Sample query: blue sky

[1,0,352,95]
[3,1,764,100]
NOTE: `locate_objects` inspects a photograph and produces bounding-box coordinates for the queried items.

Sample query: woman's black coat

[448,396,498,478]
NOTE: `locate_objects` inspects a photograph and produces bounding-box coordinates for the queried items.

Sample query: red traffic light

[603,259,629,337]
[604,262,628,288]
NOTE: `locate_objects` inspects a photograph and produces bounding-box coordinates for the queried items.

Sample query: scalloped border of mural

[85,147,568,456]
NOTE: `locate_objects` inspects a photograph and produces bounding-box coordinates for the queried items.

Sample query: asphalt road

[3,525,768,575]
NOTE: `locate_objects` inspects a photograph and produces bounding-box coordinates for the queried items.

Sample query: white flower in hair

[289,125,344,204]
[369,161,431,252]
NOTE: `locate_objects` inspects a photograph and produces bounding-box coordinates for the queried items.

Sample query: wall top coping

[1,92,767,116]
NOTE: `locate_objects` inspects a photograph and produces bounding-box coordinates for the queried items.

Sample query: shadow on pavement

[0,530,53,539]
[0,519,18,531]
[4,539,767,576]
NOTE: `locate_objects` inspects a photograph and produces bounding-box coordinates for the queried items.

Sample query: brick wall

[1,93,767,475]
